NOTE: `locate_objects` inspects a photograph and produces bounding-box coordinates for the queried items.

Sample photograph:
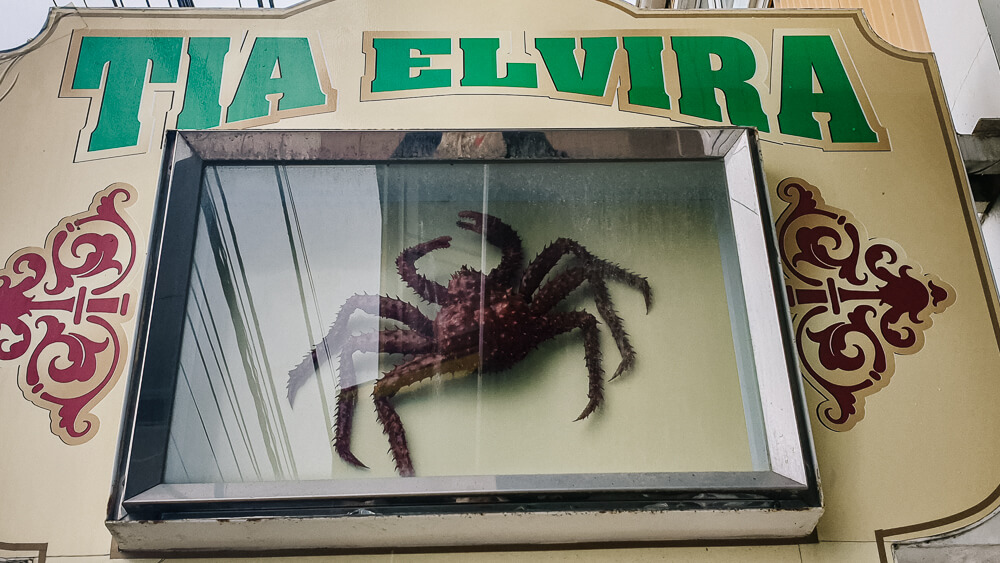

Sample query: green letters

[777,35,878,143]
[72,36,183,151]
[535,37,617,97]
[371,37,452,92]
[622,36,671,110]
[227,37,328,123]
[65,30,884,154]
[672,36,768,132]
[460,38,537,88]
[69,34,331,152]
[177,37,231,129]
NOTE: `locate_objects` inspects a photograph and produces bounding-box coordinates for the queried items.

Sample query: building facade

[2,1,1000,561]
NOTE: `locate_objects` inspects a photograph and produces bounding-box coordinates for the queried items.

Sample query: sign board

[0,1,997,560]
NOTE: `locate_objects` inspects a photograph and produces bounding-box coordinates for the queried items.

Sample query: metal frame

[671,0,772,9]
[108,128,820,553]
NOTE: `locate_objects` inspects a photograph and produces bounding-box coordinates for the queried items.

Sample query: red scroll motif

[0,183,138,444]
[776,178,954,431]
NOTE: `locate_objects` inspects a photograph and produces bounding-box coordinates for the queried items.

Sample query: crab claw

[424,235,452,250]
[456,210,486,234]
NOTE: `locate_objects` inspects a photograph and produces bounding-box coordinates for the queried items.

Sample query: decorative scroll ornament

[776,178,955,431]
[0,184,138,444]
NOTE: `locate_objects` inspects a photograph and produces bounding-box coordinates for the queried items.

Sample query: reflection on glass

[163,161,764,484]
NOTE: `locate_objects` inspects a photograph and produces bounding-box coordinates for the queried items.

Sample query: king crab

[288,211,652,476]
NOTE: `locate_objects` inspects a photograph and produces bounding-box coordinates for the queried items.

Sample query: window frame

[108,128,820,553]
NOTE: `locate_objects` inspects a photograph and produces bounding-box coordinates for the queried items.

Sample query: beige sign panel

[0,0,997,561]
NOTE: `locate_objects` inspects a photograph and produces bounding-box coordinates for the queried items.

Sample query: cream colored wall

[1,1,999,561]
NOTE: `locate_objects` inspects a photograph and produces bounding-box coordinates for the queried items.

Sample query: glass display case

[108,129,820,552]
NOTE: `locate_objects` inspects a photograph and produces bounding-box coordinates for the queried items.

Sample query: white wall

[918,0,1000,133]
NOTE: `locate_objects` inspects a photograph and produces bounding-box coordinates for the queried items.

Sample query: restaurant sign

[61,30,886,158]
[3,0,999,558]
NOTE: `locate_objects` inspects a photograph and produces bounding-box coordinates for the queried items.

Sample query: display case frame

[108,128,821,553]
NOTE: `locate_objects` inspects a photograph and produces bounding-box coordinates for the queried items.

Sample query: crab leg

[525,240,652,379]
[530,266,633,377]
[456,211,524,287]
[397,236,452,304]
[530,267,588,314]
[546,311,605,421]
[586,263,637,380]
[334,386,364,468]
[287,294,433,405]
[335,330,432,470]
[373,352,480,476]
[373,394,412,476]
[521,238,652,310]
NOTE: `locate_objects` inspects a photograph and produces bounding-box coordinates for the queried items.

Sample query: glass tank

[109,129,818,550]
[163,159,760,483]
